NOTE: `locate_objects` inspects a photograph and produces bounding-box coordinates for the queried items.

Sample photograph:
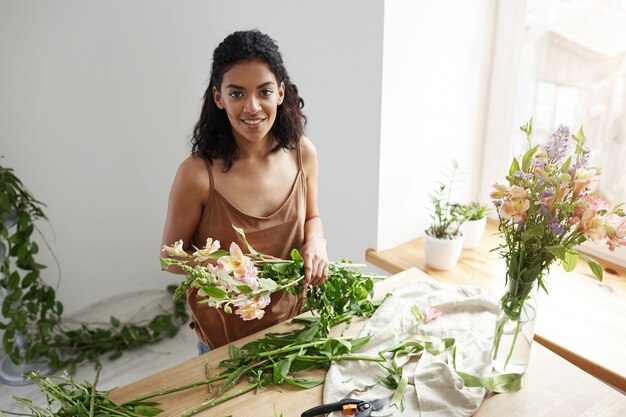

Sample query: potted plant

[424,161,465,270]
[0,163,58,384]
[457,201,490,249]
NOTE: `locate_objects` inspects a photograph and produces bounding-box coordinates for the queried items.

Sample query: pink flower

[580,208,606,241]
[424,307,442,323]
[218,242,251,278]
[193,238,221,262]
[572,167,599,197]
[507,185,528,200]
[498,199,530,222]
[233,263,260,291]
[490,183,509,199]
[605,215,626,251]
[234,295,272,321]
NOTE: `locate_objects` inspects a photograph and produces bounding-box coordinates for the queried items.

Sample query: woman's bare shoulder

[174,154,211,192]
[299,136,318,171]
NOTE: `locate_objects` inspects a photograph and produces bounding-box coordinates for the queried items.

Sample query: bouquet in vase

[490,119,625,373]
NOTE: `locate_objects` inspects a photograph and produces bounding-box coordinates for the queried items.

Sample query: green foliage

[1,163,187,373]
[0,368,163,416]
[426,160,466,239]
[455,201,490,221]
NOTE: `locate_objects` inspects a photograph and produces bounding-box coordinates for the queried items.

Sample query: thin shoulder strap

[296,145,303,171]
[201,157,214,192]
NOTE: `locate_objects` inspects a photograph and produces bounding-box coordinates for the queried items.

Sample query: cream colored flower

[193,238,221,262]
[490,183,509,199]
[161,239,188,258]
[498,199,530,222]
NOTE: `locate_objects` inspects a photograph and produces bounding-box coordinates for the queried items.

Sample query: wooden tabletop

[110,268,626,416]
[366,220,626,391]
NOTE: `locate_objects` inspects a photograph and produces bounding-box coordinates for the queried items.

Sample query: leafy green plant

[0,162,187,372]
[0,368,163,416]
[455,201,490,221]
[426,160,465,239]
[0,164,62,367]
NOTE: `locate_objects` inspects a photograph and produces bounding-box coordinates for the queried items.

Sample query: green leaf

[199,286,227,299]
[376,374,397,390]
[258,278,279,292]
[133,405,164,416]
[290,249,303,263]
[7,271,19,290]
[562,250,579,272]
[508,157,521,177]
[521,223,543,242]
[232,225,259,255]
[546,245,566,260]
[110,316,121,327]
[219,366,246,394]
[390,370,408,411]
[521,145,540,172]
[283,377,323,389]
[581,254,603,281]
[561,156,571,175]
[236,285,252,295]
[229,344,243,360]
[349,335,372,352]
[207,250,229,259]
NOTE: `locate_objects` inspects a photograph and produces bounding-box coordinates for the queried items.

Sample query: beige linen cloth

[323,278,497,417]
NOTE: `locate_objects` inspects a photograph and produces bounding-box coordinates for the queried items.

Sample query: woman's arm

[300,137,328,287]
[161,155,210,274]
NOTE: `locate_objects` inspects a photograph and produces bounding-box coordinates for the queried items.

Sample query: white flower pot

[459,217,487,249]
[424,233,464,270]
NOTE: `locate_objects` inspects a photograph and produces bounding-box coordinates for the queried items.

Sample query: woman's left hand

[301,238,328,288]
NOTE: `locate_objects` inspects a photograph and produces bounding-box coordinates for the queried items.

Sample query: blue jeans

[197,341,211,355]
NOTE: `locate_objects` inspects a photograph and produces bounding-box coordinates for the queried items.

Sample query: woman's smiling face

[213,60,285,146]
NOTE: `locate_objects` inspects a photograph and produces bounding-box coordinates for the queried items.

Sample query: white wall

[377,0,496,250]
[0,0,385,314]
[1,0,497,315]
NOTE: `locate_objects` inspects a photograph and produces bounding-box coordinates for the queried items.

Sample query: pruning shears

[301,396,389,417]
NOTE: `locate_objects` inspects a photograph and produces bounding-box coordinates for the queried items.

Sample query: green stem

[180,382,260,417]
[256,337,351,358]
[504,320,522,370]
[89,367,101,417]
[124,375,228,404]
[297,355,385,362]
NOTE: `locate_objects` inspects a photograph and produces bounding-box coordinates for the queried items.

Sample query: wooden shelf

[366,220,626,391]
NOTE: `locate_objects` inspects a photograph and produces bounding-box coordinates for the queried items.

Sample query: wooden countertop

[366,220,626,391]
[110,268,626,416]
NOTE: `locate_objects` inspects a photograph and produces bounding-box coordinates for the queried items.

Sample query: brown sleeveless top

[188,147,307,349]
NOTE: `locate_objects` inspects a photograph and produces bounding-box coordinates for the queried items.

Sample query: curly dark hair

[191,30,307,171]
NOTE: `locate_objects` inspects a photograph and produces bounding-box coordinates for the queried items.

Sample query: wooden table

[366,220,626,391]
[110,268,626,416]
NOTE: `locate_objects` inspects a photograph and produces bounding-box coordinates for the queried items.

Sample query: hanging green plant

[0,162,187,373]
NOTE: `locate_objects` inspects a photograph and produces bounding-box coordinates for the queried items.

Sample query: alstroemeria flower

[161,240,188,258]
[572,167,599,197]
[490,183,509,199]
[218,242,251,279]
[424,307,442,323]
[193,238,221,262]
[498,199,530,222]
[233,263,259,291]
[580,208,606,241]
[234,294,272,321]
[507,185,529,200]
[605,215,626,251]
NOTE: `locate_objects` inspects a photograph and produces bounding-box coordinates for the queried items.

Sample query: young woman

[161,30,328,352]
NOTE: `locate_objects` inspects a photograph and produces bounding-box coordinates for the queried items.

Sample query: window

[483,0,626,266]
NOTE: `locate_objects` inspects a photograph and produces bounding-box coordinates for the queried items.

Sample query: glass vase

[491,278,538,374]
